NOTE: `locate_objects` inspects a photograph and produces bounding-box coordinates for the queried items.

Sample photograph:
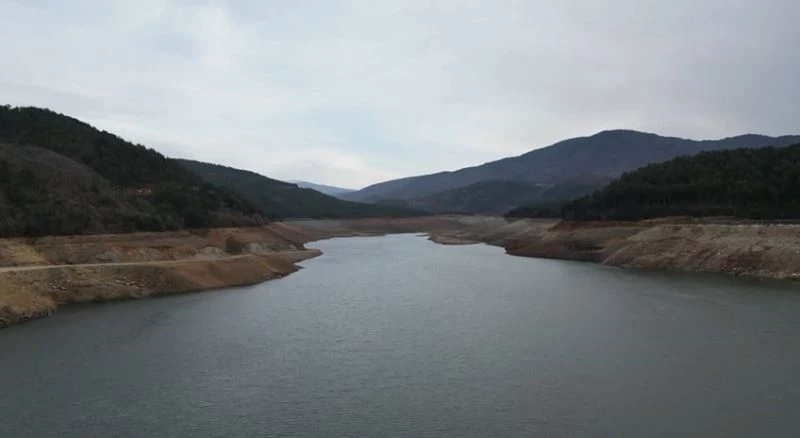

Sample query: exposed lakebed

[2,234,800,437]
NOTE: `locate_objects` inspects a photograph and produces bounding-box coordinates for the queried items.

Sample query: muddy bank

[0,217,465,328]
[427,234,478,245]
[0,254,305,328]
[283,216,466,241]
[432,218,800,280]
[7,214,798,328]
[1,225,309,267]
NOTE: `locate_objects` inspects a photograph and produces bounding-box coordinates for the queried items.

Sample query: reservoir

[2,234,800,437]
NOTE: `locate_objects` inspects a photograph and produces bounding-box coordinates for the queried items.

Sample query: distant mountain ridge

[342,130,800,214]
[290,180,355,197]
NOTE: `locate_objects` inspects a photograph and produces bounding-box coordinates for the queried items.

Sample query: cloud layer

[2,0,798,188]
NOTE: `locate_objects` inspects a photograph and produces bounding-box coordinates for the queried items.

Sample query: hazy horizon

[2,1,797,188]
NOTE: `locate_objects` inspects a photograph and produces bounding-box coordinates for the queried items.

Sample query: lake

[2,234,800,437]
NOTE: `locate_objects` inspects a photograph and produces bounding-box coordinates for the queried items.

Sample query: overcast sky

[2,1,798,188]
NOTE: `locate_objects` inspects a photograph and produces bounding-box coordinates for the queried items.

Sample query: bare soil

[0,217,466,328]
[430,218,800,280]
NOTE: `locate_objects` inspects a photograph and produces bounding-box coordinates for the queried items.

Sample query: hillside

[291,180,355,197]
[343,130,800,213]
[412,179,608,215]
[0,106,265,236]
[512,143,800,220]
[176,159,425,219]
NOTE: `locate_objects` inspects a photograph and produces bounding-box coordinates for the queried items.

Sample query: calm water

[2,234,800,437]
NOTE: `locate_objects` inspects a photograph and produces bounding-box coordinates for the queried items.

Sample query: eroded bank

[430,217,800,280]
[0,217,465,328]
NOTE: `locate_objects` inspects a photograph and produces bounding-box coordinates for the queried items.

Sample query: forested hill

[344,130,800,204]
[0,105,265,236]
[520,144,800,220]
[409,179,608,215]
[290,180,354,197]
[176,159,425,219]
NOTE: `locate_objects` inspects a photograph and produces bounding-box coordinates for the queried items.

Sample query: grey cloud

[0,0,797,187]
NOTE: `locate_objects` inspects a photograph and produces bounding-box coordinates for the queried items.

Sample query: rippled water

[2,234,800,437]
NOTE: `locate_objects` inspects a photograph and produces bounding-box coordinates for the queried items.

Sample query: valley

[3,104,800,330]
[4,3,799,436]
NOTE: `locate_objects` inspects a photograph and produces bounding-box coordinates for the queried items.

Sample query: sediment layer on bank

[0,217,466,328]
[5,214,798,328]
[0,254,305,328]
[432,218,800,280]
[283,216,466,241]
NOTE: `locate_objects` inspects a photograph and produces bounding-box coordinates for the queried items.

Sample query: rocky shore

[429,217,800,280]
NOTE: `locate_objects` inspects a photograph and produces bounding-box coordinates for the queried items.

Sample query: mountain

[414,180,542,214]
[290,180,355,197]
[408,178,610,215]
[342,130,800,213]
[177,159,424,219]
[0,106,265,236]
[510,143,800,221]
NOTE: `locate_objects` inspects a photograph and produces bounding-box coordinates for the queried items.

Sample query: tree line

[0,106,266,236]
[507,144,800,221]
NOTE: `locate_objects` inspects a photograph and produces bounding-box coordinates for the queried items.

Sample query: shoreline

[428,218,800,281]
[5,214,800,329]
[0,217,465,329]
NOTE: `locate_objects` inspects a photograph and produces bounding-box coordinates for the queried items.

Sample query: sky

[1,0,798,189]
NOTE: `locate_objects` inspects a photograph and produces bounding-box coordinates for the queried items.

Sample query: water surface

[2,234,800,437]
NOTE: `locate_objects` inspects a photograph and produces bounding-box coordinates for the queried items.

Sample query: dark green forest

[504,202,568,219]
[177,159,425,219]
[0,105,422,237]
[0,106,266,236]
[412,179,605,215]
[7,105,798,235]
[509,144,800,220]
